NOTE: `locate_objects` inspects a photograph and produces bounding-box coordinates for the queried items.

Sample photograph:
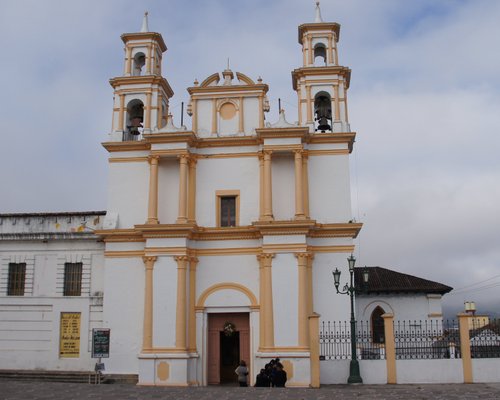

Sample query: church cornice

[102,141,150,152]
[109,75,174,98]
[307,132,356,153]
[309,223,363,238]
[298,22,341,44]
[256,126,309,140]
[196,136,260,148]
[143,131,197,145]
[187,83,269,96]
[95,222,362,242]
[291,66,351,90]
[120,32,167,52]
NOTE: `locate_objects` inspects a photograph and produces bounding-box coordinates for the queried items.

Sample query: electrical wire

[450,274,500,293]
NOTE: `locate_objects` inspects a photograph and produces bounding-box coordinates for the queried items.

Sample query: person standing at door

[235,360,249,387]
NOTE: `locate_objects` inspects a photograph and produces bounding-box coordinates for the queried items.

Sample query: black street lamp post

[332,254,369,384]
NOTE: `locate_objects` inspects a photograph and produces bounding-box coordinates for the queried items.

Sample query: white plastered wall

[0,239,104,371]
[312,252,351,322]
[356,293,444,323]
[102,256,144,373]
[272,253,298,346]
[107,161,149,228]
[243,97,259,135]
[157,158,180,224]
[152,256,178,348]
[195,99,212,136]
[271,155,295,221]
[308,154,352,223]
[196,157,259,226]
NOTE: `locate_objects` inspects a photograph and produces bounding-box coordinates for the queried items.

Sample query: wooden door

[207,313,250,385]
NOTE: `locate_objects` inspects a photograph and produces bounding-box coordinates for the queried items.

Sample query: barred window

[8,263,26,296]
[63,262,82,296]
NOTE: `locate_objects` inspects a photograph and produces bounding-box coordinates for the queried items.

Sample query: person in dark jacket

[255,368,271,387]
[272,363,287,387]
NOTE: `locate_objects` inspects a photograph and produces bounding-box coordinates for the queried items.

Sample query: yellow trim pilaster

[142,256,157,350]
[297,86,303,125]
[333,85,340,122]
[306,253,314,316]
[188,257,198,351]
[145,92,152,130]
[187,157,197,223]
[118,94,125,131]
[239,96,244,133]
[262,150,274,221]
[458,313,473,383]
[308,35,313,65]
[174,256,189,350]
[259,154,264,220]
[382,313,397,384]
[258,96,264,128]
[147,155,160,224]
[294,149,306,220]
[344,89,349,123]
[192,99,198,133]
[157,94,163,129]
[296,252,311,347]
[308,313,320,388]
[211,98,217,134]
[306,85,313,123]
[258,253,275,349]
[146,45,152,74]
[328,34,334,65]
[125,47,132,75]
[176,154,189,224]
[302,152,310,218]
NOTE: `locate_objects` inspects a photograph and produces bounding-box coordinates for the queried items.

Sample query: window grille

[7,263,26,296]
[63,262,82,296]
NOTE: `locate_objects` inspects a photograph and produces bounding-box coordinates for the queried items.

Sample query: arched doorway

[207,313,250,385]
[371,306,385,344]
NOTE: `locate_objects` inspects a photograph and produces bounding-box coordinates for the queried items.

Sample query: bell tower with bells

[108,12,174,141]
[292,2,351,133]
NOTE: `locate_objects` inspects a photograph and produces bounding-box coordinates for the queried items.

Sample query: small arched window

[314,91,332,132]
[314,43,327,66]
[132,52,146,76]
[371,306,385,344]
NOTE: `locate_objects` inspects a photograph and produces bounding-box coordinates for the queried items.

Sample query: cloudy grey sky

[1,0,499,315]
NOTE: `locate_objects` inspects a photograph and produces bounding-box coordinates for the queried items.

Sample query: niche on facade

[314,43,327,66]
[314,91,332,132]
[132,52,146,76]
[125,99,144,138]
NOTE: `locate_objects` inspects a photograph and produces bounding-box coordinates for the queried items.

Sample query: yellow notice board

[59,312,81,358]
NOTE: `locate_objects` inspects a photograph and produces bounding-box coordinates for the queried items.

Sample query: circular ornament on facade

[223,321,236,336]
[220,102,237,120]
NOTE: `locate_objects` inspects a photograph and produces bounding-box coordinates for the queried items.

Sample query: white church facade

[0,5,451,387]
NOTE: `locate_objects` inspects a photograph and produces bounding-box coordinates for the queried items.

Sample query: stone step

[0,370,138,385]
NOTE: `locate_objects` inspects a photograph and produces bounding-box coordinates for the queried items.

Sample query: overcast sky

[1,0,499,315]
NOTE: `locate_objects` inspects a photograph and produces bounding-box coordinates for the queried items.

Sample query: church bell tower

[292,2,351,133]
[108,13,174,141]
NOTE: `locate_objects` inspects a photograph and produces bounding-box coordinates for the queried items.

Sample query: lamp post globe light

[332,254,369,384]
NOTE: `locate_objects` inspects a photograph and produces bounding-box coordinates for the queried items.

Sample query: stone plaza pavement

[1,381,500,400]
